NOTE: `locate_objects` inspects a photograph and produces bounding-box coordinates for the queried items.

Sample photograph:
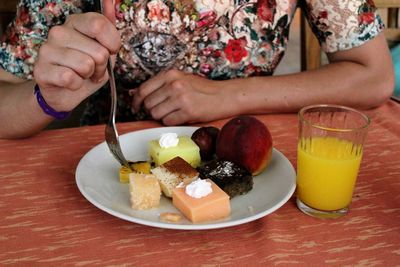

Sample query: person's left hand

[132,70,227,125]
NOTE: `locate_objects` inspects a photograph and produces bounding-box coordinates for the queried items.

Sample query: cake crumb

[248,206,254,214]
[160,212,182,223]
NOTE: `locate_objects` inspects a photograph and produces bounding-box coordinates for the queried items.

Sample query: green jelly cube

[149,136,201,168]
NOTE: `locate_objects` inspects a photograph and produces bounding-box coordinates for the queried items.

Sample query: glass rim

[298,104,371,132]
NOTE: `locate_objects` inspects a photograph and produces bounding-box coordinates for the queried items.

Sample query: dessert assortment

[120,116,273,224]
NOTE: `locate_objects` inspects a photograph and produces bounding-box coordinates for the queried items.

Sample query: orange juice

[297,137,362,211]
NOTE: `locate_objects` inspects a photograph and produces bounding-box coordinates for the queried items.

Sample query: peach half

[216,116,273,175]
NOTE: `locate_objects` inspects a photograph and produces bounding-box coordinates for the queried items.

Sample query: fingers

[133,70,182,112]
[146,96,189,126]
[47,25,109,82]
[41,12,120,84]
[34,62,84,91]
[140,82,197,124]
[31,11,119,113]
[65,13,121,53]
[130,70,217,125]
[161,110,189,126]
[141,85,170,111]
[132,73,166,112]
[150,94,196,126]
[146,95,179,121]
[103,0,116,24]
[38,44,96,81]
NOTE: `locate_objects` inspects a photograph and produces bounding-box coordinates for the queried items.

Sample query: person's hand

[33,0,120,112]
[132,70,229,125]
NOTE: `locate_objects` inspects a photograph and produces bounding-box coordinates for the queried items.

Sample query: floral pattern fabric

[0,0,93,79]
[0,0,384,125]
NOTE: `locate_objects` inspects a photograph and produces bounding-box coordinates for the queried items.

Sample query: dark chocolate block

[197,160,253,198]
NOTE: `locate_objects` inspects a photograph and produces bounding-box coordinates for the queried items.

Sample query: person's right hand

[33,0,120,113]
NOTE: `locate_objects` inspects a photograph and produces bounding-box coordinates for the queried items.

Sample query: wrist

[221,79,248,112]
[34,84,71,120]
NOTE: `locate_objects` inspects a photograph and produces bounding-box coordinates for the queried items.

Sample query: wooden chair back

[300,0,400,71]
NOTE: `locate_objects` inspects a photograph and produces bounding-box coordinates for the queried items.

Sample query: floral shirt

[0,0,384,125]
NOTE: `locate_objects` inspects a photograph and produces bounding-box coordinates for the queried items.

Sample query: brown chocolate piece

[197,160,253,198]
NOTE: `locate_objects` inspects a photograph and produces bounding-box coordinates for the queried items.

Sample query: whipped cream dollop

[159,133,179,148]
[185,179,212,198]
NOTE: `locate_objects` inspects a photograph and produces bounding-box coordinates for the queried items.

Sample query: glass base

[296,198,348,219]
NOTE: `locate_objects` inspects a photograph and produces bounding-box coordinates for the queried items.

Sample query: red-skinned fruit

[191,126,220,160]
[216,116,273,175]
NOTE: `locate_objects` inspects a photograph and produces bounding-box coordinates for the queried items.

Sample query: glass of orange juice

[296,104,370,218]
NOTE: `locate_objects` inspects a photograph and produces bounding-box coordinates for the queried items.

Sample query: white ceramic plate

[76,127,296,230]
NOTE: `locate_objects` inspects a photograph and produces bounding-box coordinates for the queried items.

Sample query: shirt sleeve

[0,1,86,80]
[302,0,385,53]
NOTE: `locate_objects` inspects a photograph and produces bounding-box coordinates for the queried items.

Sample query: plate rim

[75,126,296,230]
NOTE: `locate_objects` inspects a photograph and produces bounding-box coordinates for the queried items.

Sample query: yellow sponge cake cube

[129,173,161,210]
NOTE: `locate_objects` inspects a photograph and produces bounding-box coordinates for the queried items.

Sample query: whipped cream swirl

[159,133,179,148]
[185,179,212,198]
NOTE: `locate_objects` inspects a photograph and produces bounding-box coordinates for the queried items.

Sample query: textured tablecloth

[1,101,399,266]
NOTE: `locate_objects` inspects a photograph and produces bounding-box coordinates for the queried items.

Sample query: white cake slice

[151,156,199,197]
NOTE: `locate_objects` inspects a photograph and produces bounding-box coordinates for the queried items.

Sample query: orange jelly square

[172,179,231,223]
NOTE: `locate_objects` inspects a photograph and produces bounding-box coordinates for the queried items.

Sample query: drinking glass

[296,104,370,218]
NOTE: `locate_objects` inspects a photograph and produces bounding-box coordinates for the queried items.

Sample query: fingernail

[128,89,137,96]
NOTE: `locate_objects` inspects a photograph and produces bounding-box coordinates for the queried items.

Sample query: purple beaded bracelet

[34,84,71,120]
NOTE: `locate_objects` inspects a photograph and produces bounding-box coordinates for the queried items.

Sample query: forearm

[225,60,393,116]
[225,34,394,116]
[0,81,53,139]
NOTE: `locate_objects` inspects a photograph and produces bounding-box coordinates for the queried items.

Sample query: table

[1,101,399,265]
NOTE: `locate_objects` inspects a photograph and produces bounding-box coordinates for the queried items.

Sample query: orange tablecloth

[1,101,399,265]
